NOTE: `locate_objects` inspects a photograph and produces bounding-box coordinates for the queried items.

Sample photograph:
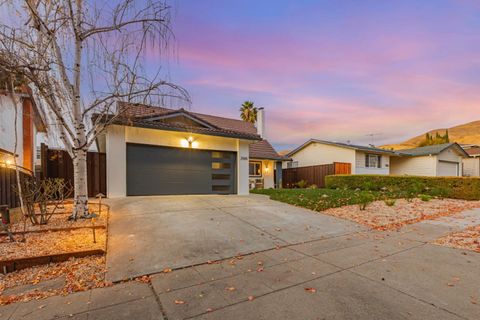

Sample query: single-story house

[391,143,469,177]
[249,139,284,189]
[460,144,480,177]
[0,88,46,172]
[96,103,283,197]
[284,139,397,174]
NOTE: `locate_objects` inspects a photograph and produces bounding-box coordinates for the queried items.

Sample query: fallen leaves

[174,299,185,305]
[136,275,151,284]
[321,199,480,231]
[247,295,255,301]
[0,228,107,261]
[225,286,236,292]
[0,255,109,306]
[433,225,480,253]
[304,287,316,293]
[163,268,172,273]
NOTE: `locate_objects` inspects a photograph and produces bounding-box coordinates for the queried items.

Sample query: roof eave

[109,118,261,141]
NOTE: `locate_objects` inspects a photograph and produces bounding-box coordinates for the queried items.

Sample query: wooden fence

[41,144,106,197]
[282,162,351,188]
[0,165,32,208]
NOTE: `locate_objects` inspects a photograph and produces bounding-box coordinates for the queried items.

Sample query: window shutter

[378,155,381,168]
[365,155,369,167]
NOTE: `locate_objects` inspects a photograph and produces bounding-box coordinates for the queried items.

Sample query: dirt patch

[432,225,480,253]
[321,198,480,230]
[0,255,111,305]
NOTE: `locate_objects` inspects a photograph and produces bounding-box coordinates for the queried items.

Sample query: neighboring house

[284,139,396,174]
[96,103,283,197]
[461,144,480,177]
[0,89,46,172]
[391,143,468,177]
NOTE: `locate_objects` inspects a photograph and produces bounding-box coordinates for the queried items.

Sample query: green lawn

[251,188,399,212]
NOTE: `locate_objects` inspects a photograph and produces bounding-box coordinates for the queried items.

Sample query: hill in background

[382,120,480,150]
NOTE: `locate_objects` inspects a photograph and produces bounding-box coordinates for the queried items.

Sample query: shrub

[419,194,432,202]
[384,199,396,206]
[357,192,375,210]
[296,180,308,188]
[308,184,318,189]
[325,175,480,200]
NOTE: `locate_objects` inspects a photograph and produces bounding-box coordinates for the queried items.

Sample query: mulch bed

[0,229,106,261]
[321,198,480,231]
[0,201,110,305]
[7,202,108,233]
[0,255,111,305]
[432,225,480,253]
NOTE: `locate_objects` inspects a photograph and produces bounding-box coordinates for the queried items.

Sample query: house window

[287,161,298,168]
[249,161,262,176]
[365,154,381,168]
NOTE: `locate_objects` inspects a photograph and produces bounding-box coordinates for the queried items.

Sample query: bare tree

[0,0,189,218]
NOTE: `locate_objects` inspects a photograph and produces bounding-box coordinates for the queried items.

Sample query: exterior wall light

[264,162,269,173]
[181,136,198,148]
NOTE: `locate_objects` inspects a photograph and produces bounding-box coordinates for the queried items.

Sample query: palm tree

[240,101,258,123]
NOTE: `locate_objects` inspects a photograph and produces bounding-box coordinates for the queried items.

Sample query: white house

[96,103,283,198]
[391,143,468,177]
[0,89,46,172]
[460,144,480,177]
[284,139,396,174]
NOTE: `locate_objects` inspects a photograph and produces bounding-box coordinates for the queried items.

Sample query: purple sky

[156,0,480,150]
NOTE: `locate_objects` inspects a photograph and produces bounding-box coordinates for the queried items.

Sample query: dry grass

[381,120,480,150]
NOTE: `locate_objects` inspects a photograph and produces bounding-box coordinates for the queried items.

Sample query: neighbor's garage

[437,160,459,176]
[126,143,236,195]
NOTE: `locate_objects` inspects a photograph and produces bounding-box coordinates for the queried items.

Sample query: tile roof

[465,147,480,156]
[396,143,469,157]
[249,140,285,160]
[111,102,261,141]
[287,139,398,157]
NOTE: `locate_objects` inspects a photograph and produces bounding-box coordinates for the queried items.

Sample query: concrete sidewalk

[3,230,479,319]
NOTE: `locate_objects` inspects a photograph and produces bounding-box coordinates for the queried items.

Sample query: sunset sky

[162,0,480,150]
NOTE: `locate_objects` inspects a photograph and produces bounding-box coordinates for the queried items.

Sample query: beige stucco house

[284,139,396,174]
[391,143,468,177]
[96,103,283,197]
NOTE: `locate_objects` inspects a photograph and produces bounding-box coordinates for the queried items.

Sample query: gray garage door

[126,144,236,196]
[438,160,459,176]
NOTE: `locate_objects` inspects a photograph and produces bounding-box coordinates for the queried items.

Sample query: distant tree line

[418,130,450,147]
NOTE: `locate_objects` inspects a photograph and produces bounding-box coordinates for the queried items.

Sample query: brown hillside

[382,120,480,150]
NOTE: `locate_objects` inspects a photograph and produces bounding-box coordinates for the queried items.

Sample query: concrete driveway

[105,194,364,281]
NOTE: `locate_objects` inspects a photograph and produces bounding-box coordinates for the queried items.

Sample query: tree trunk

[72,148,89,219]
